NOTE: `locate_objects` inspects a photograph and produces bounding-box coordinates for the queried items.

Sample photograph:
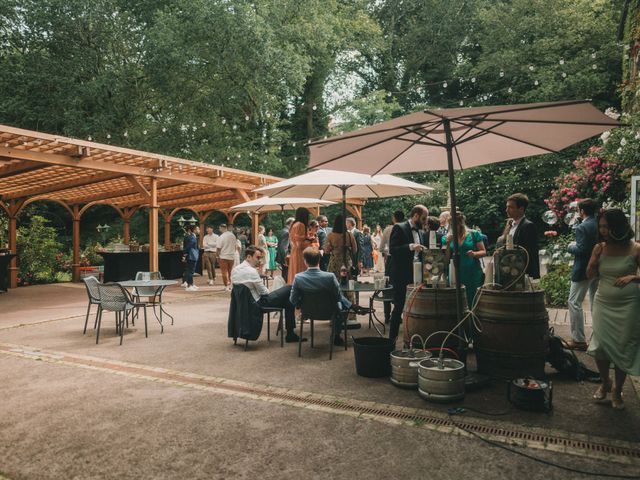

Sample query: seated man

[231,245,305,343]
[290,247,366,346]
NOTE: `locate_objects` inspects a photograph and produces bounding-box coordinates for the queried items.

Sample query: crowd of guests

[183,193,639,408]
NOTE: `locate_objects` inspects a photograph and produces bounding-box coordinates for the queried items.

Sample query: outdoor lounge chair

[82,276,101,335]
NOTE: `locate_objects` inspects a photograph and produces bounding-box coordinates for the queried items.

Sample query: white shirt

[231,260,269,301]
[408,220,421,257]
[217,231,237,260]
[380,225,393,255]
[203,233,219,252]
[508,216,523,238]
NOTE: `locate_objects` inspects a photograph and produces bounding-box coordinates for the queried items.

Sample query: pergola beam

[0,146,256,190]
[2,172,125,200]
[125,175,151,200]
[0,159,47,178]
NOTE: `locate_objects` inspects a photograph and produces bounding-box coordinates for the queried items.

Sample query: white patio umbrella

[306,100,621,331]
[230,196,336,227]
[254,169,433,278]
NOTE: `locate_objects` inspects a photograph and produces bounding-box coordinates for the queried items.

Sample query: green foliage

[16,215,63,285]
[540,262,571,307]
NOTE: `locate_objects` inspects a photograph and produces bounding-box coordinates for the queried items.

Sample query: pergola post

[72,205,81,282]
[149,178,159,272]
[251,213,259,247]
[160,209,172,249]
[7,200,20,288]
[121,207,137,245]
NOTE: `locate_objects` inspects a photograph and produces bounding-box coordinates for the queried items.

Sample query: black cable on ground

[449,406,510,416]
[447,412,640,479]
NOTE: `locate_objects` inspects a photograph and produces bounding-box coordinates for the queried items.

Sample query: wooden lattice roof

[0,124,281,214]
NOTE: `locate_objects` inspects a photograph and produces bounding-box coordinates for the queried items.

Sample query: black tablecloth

[0,254,16,292]
[99,251,203,282]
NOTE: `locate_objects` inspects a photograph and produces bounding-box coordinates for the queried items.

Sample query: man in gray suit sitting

[290,247,366,346]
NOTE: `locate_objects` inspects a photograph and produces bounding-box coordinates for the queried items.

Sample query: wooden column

[160,209,172,249]
[123,220,130,244]
[149,178,159,272]
[121,207,137,245]
[72,205,81,282]
[251,212,259,247]
[7,200,19,288]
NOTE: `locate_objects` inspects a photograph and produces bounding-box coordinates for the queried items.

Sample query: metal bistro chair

[262,305,284,348]
[369,286,394,334]
[132,271,171,327]
[298,289,347,360]
[96,283,148,345]
[82,276,101,335]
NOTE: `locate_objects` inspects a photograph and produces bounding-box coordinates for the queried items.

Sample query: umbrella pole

[444,120,465,357]
[281,205,285,229]
[341,186,348,280]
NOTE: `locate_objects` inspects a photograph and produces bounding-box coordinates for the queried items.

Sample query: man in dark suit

[505,193,540,279]
[388,205,428,343]
[346,217,363,275]
[316,215,331,271]
[290,247,366,346]
[182,224,200,291]
[276,217,294,281]
[566,198,599,350]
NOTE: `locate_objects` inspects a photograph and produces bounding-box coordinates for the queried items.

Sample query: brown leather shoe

[566,340,588,351]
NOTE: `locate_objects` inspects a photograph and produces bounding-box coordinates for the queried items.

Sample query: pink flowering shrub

[544,146,625,223]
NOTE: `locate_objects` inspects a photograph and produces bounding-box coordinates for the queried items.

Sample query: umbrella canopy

[253,169,433,200]
[230,196,335,213]
[306,100,621,344]
[308,100,619,174]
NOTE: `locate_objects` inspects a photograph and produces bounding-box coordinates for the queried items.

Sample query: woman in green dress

[444,213,486,310]
[587,209,640,410]
[265,228,278,277]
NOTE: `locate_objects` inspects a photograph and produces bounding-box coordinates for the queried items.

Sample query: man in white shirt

[202,225,219,286]
[231,245,305,343]
[217,224,237,291]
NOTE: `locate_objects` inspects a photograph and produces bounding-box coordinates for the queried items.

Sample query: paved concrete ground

[1,278,639,480]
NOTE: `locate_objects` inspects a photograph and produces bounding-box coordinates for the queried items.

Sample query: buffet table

[0,253,16,292]
[99,250,203,282]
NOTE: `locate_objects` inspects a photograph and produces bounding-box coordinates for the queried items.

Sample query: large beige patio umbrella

[306,100,621,333]
[254,169,433,275]
[230,196,335,227]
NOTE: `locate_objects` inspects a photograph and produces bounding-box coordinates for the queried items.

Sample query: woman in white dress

[372,224,384,273]
[257,225,270,273]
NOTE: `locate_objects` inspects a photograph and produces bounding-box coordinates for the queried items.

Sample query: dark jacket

[388,221,424,288]
[183,233,199,262]
[228,284,263,341]
[276,227,289,265]
[350,228,363,265]
[513,217,540,279]
[567,216,598,282]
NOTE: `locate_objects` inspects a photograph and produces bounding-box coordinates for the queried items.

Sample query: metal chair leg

[343,313,348,351]
[298,318,304,357]
[310,320,314,348]
[244,339,249,351]
[279,311,284,348]
[143,306,148,338]
[120,310,126,345]
[267,312,271,342]
[83,302,92,334]
[95,309,103,344]
[329,316,335,360]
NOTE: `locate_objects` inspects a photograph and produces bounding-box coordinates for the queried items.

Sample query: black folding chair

[298,289,347,360]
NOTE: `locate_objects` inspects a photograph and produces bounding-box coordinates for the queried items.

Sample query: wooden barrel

[403,286,468,349]
[474,289,549,379]
[417,358,465,403]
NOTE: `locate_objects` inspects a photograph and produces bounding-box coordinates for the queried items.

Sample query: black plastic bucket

[352,337,395,378]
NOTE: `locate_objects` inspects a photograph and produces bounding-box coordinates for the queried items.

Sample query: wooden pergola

[0,124,283,288]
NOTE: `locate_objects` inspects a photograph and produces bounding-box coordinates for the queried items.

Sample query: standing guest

[316,215,331,271]
[217,224,237,292]
[265,228,278,277]
[438,211,451,238]
[182,224,200,292]
[307,220,321,249]
[361,225,374,275]
[202,225,219,286]
[566,198,599,351]
[277,218,294,281]
[388,205,428,342]
[379,210,405,323]
[231,245,306,343]
[233,238,242,269]
[257,225,270,274]
[372,225,384,273]
[424,216,444,249]
[444,213,486,310]
[503,193,540,278]
[237,228,248,260]
[323,215,358,321]
[346,217,364,276]
[586,209,640,410]
[287,207,312,284]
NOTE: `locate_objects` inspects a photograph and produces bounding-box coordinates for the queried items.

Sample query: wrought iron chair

[297,288,347,360]
[96,283,148,345]
[82,276,101,335]
[132,271,170,326]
